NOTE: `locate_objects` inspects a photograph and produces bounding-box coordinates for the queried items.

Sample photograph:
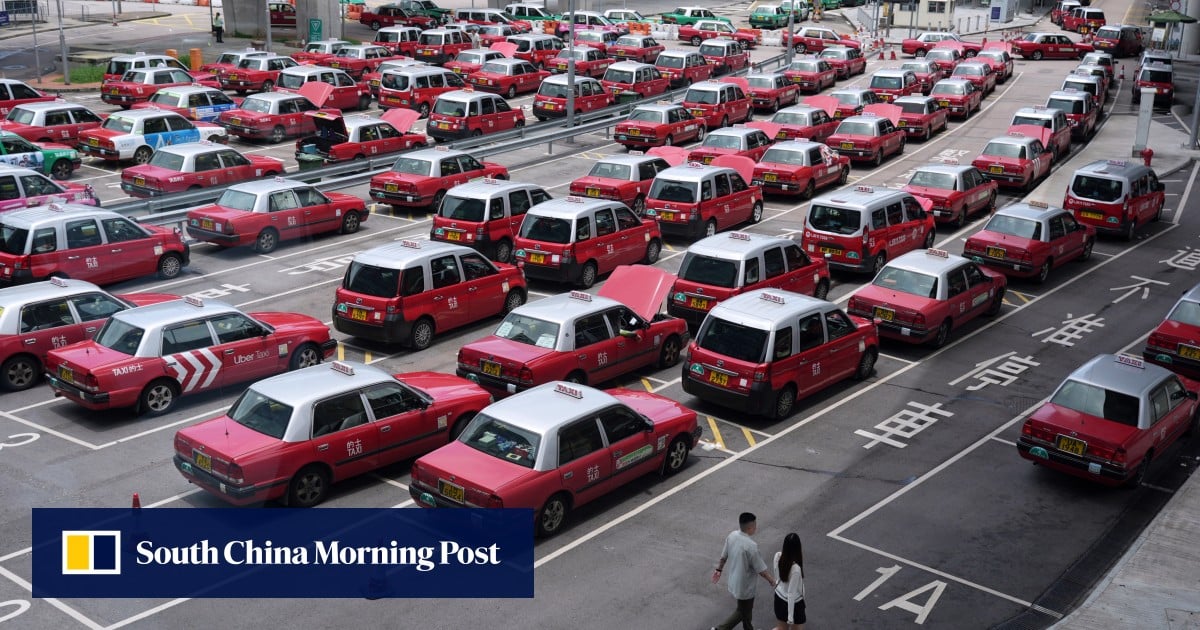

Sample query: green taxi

[661,6,731,25]
[750,5,792,28]
[0,131,80,180]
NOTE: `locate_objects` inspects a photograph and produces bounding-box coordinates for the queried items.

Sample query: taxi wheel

[644,238,662,264]
[632,195,646,216]
[1,355,39,391]
[577,262,598,289]
[871,251,887,274]
[916,48,926,57]
[340,211,361,234]
[704,219,718,238]
[565,370,587,385]
[720,115,729,129]
[502,289,526,314]
[50,159,72,181]
[370,20,382,30]
[270,125,286,143]
[137,379,179,416]
[871,150,883,167]
[536,493,570,537]
[494,239,514,263]
[773,386,797,420]
[157,253,183,279]
[409,317,435,351]
[261,80,274,92]
[1153,200,1165,222]
[506,85,517,99]
[661,436,690,475]
[449,414,474,440]
[658,334,682,368]
[953,207,966,229]
[923,231,935,249]
[471,129,483,138]
[813,279,830,300]
[1122,220,1136,242]
[750,201,764,223]
[855,347,878,380]
[794,44,807,54]
[696,126,706,143]
[515,118,525,128]
[691,36,702,46]
[418,102,431,118]
[1185,407,1199,437]
[801,181,816,200]
[1079,238,1094,262]
[132,146,153,165]
[985,287,1005,316]
[287,466,330,507]
[986,191,997,212]
[664,134,675,147]
[1032,50,1044,61]
[1124,456,1150,489]
[358,95,372,111]
[289,343,322,370]
[931,320,951,348]
[254,228,279,254]
[430,190,446,210]
[839,166,850,185]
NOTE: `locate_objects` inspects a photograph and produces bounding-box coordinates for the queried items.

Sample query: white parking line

[372,474,409,490]
[878,353,915,365]
[990,436,1017,447]
[0,410,104,450]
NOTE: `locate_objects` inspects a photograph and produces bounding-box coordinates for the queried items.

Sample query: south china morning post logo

[61,531,121,575]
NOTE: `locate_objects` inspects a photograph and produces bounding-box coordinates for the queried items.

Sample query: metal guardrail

[125,50,790,232]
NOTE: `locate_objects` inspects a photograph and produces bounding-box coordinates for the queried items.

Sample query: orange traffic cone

[132,493,141,509]
[890,50,897,60]
[1119,64,1124,80]
[878,48,885,60]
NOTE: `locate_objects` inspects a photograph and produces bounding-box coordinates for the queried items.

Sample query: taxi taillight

[82,373,99,392]
[476,227,487,241]
[518,366,533,384]
[174,433,188,455]
[224,221,234,234]
[1020,421,1033,437]
[486,494,504,508]
[226,462,244,484]
[1146,332,1173,351]
[753,365,768,382]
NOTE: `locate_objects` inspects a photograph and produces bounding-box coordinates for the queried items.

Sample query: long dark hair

[777,533,803,582]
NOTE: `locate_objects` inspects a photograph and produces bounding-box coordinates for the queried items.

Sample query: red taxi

[430,180,549,263]
[1145,283,1200,378]
[410,380,700,537]
[364,59,427,97]
[972,133,1053,192]
[902,162,997,228]
[784,57,837,93]
[199,49,270,76]
[326,45,402,79]
[964,201,1095,283]
[1018,354,1198,487]
[333,239,527,347]
[827,87,883,119]
[186,178,368,254]
[655,50,715,88]
[679,20,758,48]
[276,67,373,112]
[1062,6,1106,33]
[682,288,877,419]
[688,126,774,165]
[1046,89,1098,141]
[444,48,505,76]
[572,30,622,56]
[783,26,860,54]
[360,4,436,30]
[427,90,526,142]
[614,103,706,149]
[801,187,935,274]
[763,104,839,142]
[698,39,751,75]
[950,61,997,96]
[1092,25,1144,58]
[370,147,507,210]
[374,26,423,56]
[929,78,981,118]
[532,75,614,120]
[414,29,473,65]
[101,68,219,109]
[505,34,565,69]
[548,46,613,79]
[1012,33,1092,60]
[295,110,425,163]
[602,62,671,101]
[847,248,1006,347]
[646,162,764,239]
[0,80,54,117]
[45,297,336,416]
[455,265,686,395]
[893,95,948,141]
[898,59,946,95]
[291,39,351,64]
[901,32,981,57]
[752,140,849,199]
[378,67,467,117]
[121,143,284,197]
[826,114,906,166]
[868,69,921,103]
[975,47,1015,83]
[477,25,519,47]
[1132,63,1174,107]
[174,361,491,507]
[1,102,104,145]
[819,46,867,79]
[922,46,963,73]
[609,34,665,64]
[467,59,549,99]
[216,92,328,143]
[1010,108,1072,161]
[569,154,672,215]
[745,73,800,112]
[682,81,753,130]
[218,54,298,94]
[513,198,662,287]
[1063,159,1164,241]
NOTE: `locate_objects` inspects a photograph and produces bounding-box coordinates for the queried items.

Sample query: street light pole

[785,6,794,65]
[55,0,69,85]
[31,7,41,84]
[566,0,576,130]
[265,1,273,50]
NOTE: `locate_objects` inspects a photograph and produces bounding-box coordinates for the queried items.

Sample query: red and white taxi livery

[901,162,997,228]
[752,140,849,198]
[963,201,1095,283]
[764,104,839,143]
[825,113,906,166]
[893,95,948,141]
[682,81,753,131]
[0,101,105,145]
[121,143,284,198]
[369,147,508,210]
[1145,283,1200,378]
[514,199,663,288]
[614,103,706,150]
[783,57,837,93]
[568,154,673,215]
[972,133,1053,192]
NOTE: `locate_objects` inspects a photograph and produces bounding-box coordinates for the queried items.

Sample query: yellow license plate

[194,451,212,473]
[89,138,98,146]
[1179,344,1200,360]
[331,62,340,68]
[989,165,1003,174]
[557,63,567,69]
[58,365,73,383]
[688,297,709,309]
[629,128,640,136]
[446,231,462,241]
[707,371,729,386]
[529,253,545,264]
[370,79,381,85]
[764,173,777,182]
[840,142,853,150]
[939,100,950,106]
[350,308,368,321]
[201,219,214,230]
[586,188,600,198]
[438,122,450,129]
[898,120,907,127]
[987,246,1006,258]
[873,307,894,321]
[819,246,841,255]
[438,479,465,503]
[110,88,119,95]
[1056,434,1086,456]
[231,117,241,126]
[385,183,398,192]
[1081,211,1104,220]
[777,131,788,139]
[659,211,676,221]
[691,109,704,116]
[482,360,501,377]
[545,102,557,109]
[703,157,713,164]
[134,177,145,186]
[834,111,843,117]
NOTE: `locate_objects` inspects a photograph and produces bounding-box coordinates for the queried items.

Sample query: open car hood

[746,120,782,138]
[597,264,675,321]
[711,155,755,187]
[803,94,838,117]
[380,108,421,133]
[725,77,750,93]
[863,103,901,126]
[298,81,334,107]
[1007,124,1052,146]
[489,42,518,58]
[647,146,690,166]
[304,110,349,136]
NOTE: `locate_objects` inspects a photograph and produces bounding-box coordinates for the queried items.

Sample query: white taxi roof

[630,103,684,114]
[1064,354,1172,400]
[447,179,539,199]
[224,178,314,196]
[987,133,1040,148]
[883,249,968,276]
[776,104,824,116]
[542,74,601,86]
[153,142,230,158]
[812,187,910,210]
[437,89,499,103]
[1074,158,1154,180]
[510,290,625,325]
[0,204,120,230]
[1048,89,1091,101]
[402,147,474,161]
[994,202,1065,223]
[153,85,225,98]
[655,163,738,183]
[109,53,177,62]
[707,126,760,139]
[378,25,422,34]
[9,102,87,113]
[893,95,936,105]
[509,33,558,42]
[657,49,698,59]
[283,66,349,77]
[913,163,974,177]
[249,361,397,422]
[593,154,667,168]
[112,298,238,330]
[688,80,740,92]
[353,240,476,270]
[934,78,974,88]
[873,69,912,78]
[687,232,796,261]
[482,381,623,434]
[526,198,624,220]
[698,38,740,48]
[767,139,824,154]
[0,278,107,310]
[830,87,873,97]
[1014,106,1061,119]
[338,44,389,52]
[607,60,655,72]
[708,288,830,330]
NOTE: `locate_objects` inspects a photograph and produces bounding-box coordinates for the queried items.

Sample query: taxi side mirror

[643,418,655,432]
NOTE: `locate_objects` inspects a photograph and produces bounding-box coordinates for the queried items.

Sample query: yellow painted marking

[641,378,653,391]
[364,351,373,363]
[1009,290,1032,304]
[706,416,725,450]
[741,427,757,447]
[337,343,345,361]
[663,242,675,251]
[1002,298,1015,306]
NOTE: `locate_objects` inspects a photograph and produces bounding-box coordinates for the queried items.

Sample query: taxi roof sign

[1106,159,1128,167]
[854,185,874,193]
[1027,200,1049,209]
[925,248,949,258]
[760,292,786,304]
[729,232,752,240]
[183,295,204,307]
[49,276,68,287]
[569,290,592,301]
[330,361,356,376]
[1115,354,1145,369]
[565,196,585,203]
[941,158,959,164]
[554,383,584,398]
[400,239,422,249]
[434,145,449,151]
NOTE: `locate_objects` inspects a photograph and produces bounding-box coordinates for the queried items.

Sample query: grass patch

[54,64,106,84]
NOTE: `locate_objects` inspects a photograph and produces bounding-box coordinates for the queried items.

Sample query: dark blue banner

[33,508,534,598]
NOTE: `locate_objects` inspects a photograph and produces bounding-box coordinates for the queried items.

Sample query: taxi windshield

[696,316,768,363]
[343,262,400,298]
[460,413,541,469]
[872,267,937,299]
[458,52,486,64]
[0,224,27,254]
[984,214,1040,239]
[1168,300,1200,327]
[679,252,738,288]
[577,31,603,42]
[240,97,272,113]
[588,162,631,180]
[931,83,964,95]
[481,61,508,74]
[1140,69,1172,84]
[390,157,432,175]
[5,108,36,124]
[228,389,293,439]
[925,50,954,61]
[94,318,145,355]
[519,215,572,243]
[748,77,777,89]
[1046,97,1084,114]
[102,116,135,133]
[701,134,742,149]
[304,43,325,52]
[685,88,719,105]
[147,151,186,171]
[807,203,860,234]
[761,147,806,166]
[1050,379,1140,426]
[495,312,560,348]
[657,55,685,68]
[648,178,697,203]
[107,60,132,76]
[604,69,635,84]
[772,111,810,126]
[1063,79,1095,93]
[627,108,663,123]
[978,51,1004,62]
[538,82,570,98]
[1071,174,1123,202]
[908,171,956,190]
[983,141,1026,159]
[789,61,820,73]
[440,195,486,222]
[216,189,259,211]
[870,76,901,89]
[834,121,873,136]
[898,101,927,115]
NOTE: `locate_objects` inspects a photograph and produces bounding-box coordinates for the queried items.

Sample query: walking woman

[773,533,805,630]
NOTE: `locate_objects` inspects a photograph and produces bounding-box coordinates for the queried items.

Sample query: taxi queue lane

[0,41,1177,629]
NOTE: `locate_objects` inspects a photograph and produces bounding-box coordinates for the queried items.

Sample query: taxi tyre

[577,261,599,289]
[1122,220,1136,242]
[371,20,382,30]
[985,286,1005,316]
[794,43,807,54]
[262,80,275,92]
[1032,50,1044,61]
[536,492,570,537]
[270,125,286,143]
[418,102,431,118]
[358,95,372,111]
[802,180,816,200]
[691,36,702,46]
[855,347,877,380]
[658,334,683,368]
[289,343,323,370]
[839,166,850,185]
[137,379,179,416]
[1,354,39,391]
[664,134,675,147]
[923,231,935,249]
[287,465,331,507]
[1124,454,1150,489]
[565,370,587,385]
[157,253,184,279]
[409,317,436,351]
[645,238,662,264]
[516,118,525,128]
[931,319,951,348]
[472,129,483,138]
[449,413,475,440]
[1079,238,1095,262]
[661,436,690,475]
[773,384,797,419]
[954,205,967,228]
[255,228,280,254]
[133,146,153,165]
[916,48,927,57]
[507,84,517,99]
[703,219,718,238]
[340,211,362,234]
[751,200,764,223]
[814,279,830,300]
[493,239,514,263]
[632,194,646,216]
[50,159,72,181]
[871,251,887,274]
[696,125,706,143]
[871,149,883,167]
[503,288,526,314]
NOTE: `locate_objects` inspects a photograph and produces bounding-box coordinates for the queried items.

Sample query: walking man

[212,11,225,44]
[711,512,777,630]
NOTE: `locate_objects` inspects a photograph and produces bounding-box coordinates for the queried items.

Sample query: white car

[78,110,228,164]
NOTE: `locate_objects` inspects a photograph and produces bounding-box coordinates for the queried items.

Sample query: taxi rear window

[1051,379,1140,426]
[807,204,861,235]
[685,88,719,105]
[834,121,873,136]
[872,267,937,299]
[909,171,956,190]
[6,108,36,125]
[344,261,401,298]
[983,141,1025,159]
[696,316,768,363]
[772,110,811,126]
[440,195,486,222]
[216,189,258,211]
[1046,97,1084,114]
[588,162,631,180]
[240,98,272,113]
[1140,70,1172,83]
[761,147,805,166]
[229,389,293,439]
[1167,300,1200,327]
[0,225,27,254]
[1070,175,1123,202]
[148,151,186,171]
[460,413,540,468]
[898,102,926,115]
[870,76,901,89]
[95,318,145,355]
[648,178,697,204]
[679,252,738,288]
[984,214,1041,240]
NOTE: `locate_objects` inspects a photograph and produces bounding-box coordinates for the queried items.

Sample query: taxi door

[100,216,160,281]
[572,312,624,382]
[15,297,85,358]
[598,406,660,489]
[961,263,994,319]
[554,418,612,503]
[208,312,282,385]
[517,64,541,92]
[602,307,656,369]
[460,251,507,321]
[504,188,533,240]
[728,171,758,225]
[590,207,623,274]
[266,189,310,240]
[427,252,473,331]
[367,381,444,463]
[611,206,649,266]
[725,85,750,123]
[790,315,832,397]
[823,309,863,379]
[57,218,111,284]
[331,72,362,110]
[309,391,380,477]
[164,115,200,145]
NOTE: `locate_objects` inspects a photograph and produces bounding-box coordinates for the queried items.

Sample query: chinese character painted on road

[1032,313,1105,347]
[1160,246,1200,271]
[855,402,954,449]
[948,351,1040,391]
[1109,275,1169,304]
[346,439,363,457]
